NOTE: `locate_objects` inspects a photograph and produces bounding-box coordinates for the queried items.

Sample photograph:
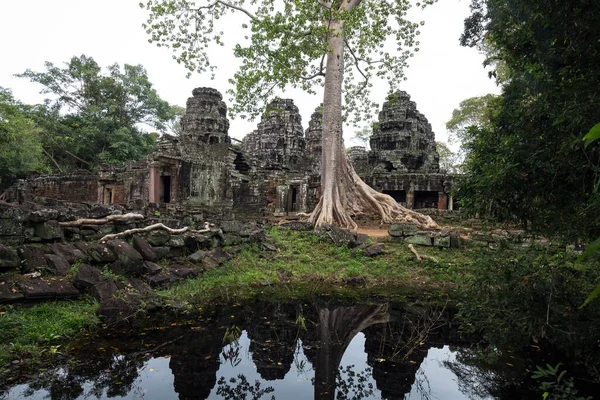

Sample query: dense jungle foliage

[454,0,600,239]
[0,55,180,188]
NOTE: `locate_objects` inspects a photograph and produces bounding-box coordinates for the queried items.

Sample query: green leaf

[578,236,600,262]
[579,283,600,309]
[557,370,567,384]
[583,122,600,148]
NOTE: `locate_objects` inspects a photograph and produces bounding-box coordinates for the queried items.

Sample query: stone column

[298,183,308,213]
[274,185,287,216]
[438,192,448,210]
[97,185,105,204]
[449,195,454,211]
[406,188,415,209]
[148,162,161,204]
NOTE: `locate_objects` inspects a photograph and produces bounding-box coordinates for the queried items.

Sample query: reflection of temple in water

[7,300,524,400]
[162,301,464,400]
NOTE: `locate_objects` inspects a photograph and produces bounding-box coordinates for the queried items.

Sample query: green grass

[158,227,488,305]
[0,298,100,365]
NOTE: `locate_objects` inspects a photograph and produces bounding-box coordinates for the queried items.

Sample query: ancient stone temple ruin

[4,88,454,215]
[349,91,454,210]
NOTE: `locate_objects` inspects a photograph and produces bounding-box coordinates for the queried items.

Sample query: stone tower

[179,87,230,148]
[305,106,323,174]
[242,98,306,170]
[369,91,439,173]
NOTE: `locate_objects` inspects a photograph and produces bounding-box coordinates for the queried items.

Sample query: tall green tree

[457,0,600,238]
[435,141,460,174]
[445,94,499,146]
[142,0,438,230]
[0,87,47,188]
[18,55,178,170]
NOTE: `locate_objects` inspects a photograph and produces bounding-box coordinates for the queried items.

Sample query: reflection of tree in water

[443,346,535,400]
[216,374,275,400]
[18,352,145,400]
[313,304,390,400]
[335,364,375,400]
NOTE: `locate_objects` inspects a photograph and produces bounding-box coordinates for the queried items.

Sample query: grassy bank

[159,227,486,306]
[0,298,99,365]
[1,226,598,371]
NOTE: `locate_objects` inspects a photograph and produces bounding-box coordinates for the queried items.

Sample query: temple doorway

[160,175,172,203]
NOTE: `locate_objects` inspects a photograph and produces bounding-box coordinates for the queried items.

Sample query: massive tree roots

[308,159,439,231]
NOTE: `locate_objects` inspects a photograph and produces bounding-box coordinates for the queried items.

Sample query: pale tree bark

[314,304,390,399]
[308,3,439,231]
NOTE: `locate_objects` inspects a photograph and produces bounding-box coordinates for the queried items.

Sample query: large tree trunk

[308,19,439,231]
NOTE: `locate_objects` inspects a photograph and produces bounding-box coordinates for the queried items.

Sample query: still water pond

[0,300,568,399]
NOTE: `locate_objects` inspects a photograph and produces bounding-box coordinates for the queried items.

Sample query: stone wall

[6,172,99,204]
[0,201,267,324]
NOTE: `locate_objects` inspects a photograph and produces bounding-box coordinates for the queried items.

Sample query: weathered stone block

[75,242,117,263]
[34,221,64,240]
[284,221,313,231]
[0,244,20,269]
[152,246,171,259]
[80,229,97,237]
[49,243,86,263]
[433,236,451,248]
[389,223,418,237]
[143,261,162,275]
[98,225,116,235]
[405,235,433,246]
[19,246,48,273]
[22,279,56,300]
[45,254,70,275]
[91,280,118,301]
[0,218,25,237]
[449,232,460,248]
[188,250,207,263]
[166,235,186,248]
[47,280,80,298]
[220,220,244,234]
[318,225,357,247]
[184,234,212,251]
[223,234,246,246]
[106,239,144,268]
[0,282,24,303]
[97,298,137,325]
[249,229,266,243]
[208,249,232,264]
[147,231,171,246]
[73,264,102,289]
[143,272,175,288]
[170,265,198,279]
[356,234,370,248]
[132,235,158,262]
[29,209,59,222]
[364,244,384,256]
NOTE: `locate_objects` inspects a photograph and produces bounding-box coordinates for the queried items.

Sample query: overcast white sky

[0,0,498,146]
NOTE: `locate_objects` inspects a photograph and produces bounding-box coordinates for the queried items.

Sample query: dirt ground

[355,227,390,238]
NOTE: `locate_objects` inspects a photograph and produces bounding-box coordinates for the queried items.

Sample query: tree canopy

[0,88,48,188]
[142,0,429,124]
[18,55,180,170]
[455,0,600,238]
[142,0,439,229]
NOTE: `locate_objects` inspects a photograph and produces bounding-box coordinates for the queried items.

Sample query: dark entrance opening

[382,190,406,204]
[233,153,250,174]
[414,191,438,209]
[160,176,171,203]
[287,186,298,213]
